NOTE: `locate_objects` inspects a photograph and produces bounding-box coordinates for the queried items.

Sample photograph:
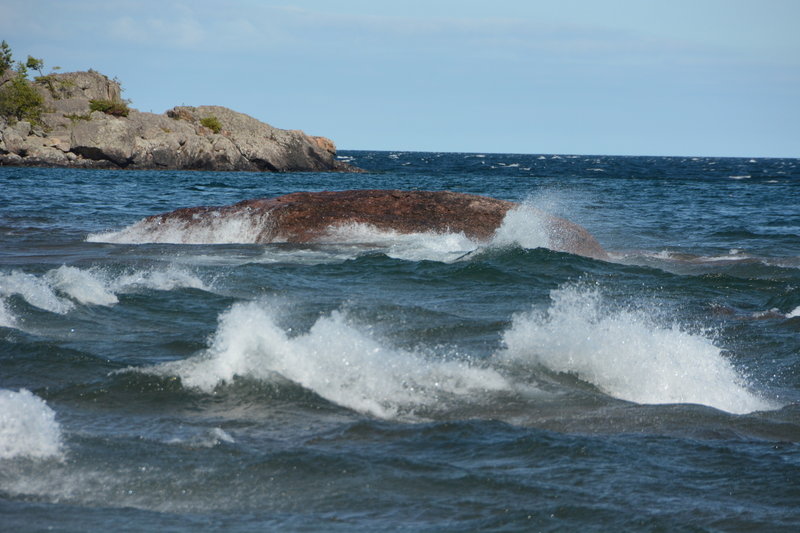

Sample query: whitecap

[490,205,550,251]
[0,271,74,314]
[0,297,16,328]
[0,389,63,460]
[323,223,479,263]
[112,265,210,293]
[46,266,119,306]
[497,285,775,415]
[88,208,272,245]
[0,265,211,317]
[143,301,508,419]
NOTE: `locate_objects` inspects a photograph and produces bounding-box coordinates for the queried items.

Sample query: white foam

[324,223,479,262]
[0,389,63,460]
[84,195,584,262]
[146,301,508,419]
[88,208,272,244]
[490,205,550,251]
[0,297,16,328]
[112,266,209,293]
[0,271,74,314]
[47,266,118,306]
[497,285,775,415]
[167,427,234,448]
[787,306,800,319]
[309,203,554,262]
[0,265,210,316]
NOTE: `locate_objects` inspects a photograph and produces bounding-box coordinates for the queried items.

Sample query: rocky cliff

[0,70,356,172]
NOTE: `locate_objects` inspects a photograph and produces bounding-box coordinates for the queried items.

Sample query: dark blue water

[1,152,799,531]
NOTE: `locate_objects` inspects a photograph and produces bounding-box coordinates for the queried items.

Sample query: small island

[0,43,356,172]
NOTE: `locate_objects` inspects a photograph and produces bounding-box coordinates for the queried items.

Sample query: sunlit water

[1,152,799,531]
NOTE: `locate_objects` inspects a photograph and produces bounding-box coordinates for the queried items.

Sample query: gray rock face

[0,70,357,172]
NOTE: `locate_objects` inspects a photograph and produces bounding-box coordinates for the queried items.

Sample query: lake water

[1,151,799,531]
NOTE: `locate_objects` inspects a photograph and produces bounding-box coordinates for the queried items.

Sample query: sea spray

[47,265,119,306]
[0,297,16,328]
[325,222,479,262]
[498,284,775,414]
[145,300,509,419]
[0,265,211,316]
[87,208,272,244]
[86,196,579,261]
[0,270,74,314]
[0,389,63,460]
[490,204,550,250]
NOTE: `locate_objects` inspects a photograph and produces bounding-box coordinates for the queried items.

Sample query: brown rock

[139,190,608,260]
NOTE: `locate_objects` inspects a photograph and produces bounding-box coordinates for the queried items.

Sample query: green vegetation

[89,98,130,117]
[200,115,222,133]
[64,112,91,122]
[0,42,46,125]
[25,55,45,77]
[0,74,45,124]
[0,41,12,77]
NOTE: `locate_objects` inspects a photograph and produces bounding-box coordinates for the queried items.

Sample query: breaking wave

[143,301,509,419]
[139,285,776,418]
[87,208,272,244]
[88,203,556,264]
[0,265,210,321]
[498,285,775,415]
[0,389,63,460]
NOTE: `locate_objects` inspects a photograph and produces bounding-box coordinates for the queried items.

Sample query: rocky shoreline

[0,70,357,172]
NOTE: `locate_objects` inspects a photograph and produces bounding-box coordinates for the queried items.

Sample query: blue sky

[3,0,798,157]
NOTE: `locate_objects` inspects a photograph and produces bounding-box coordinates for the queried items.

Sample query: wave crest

[0,389,63,460]
[498,285,775,414]
[143,301,509,419]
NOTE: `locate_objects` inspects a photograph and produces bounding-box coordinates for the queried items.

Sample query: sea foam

[146,300,509,419]
[498,285,774,415]
[0,265,210,320]
[87,208,272,244]
[85,202,562,263]
[0,389,63,460]
[0,270,75,314]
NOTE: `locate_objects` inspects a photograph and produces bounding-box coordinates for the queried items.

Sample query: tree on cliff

[25,56,45,78]
[0,42,45,124]
[0,41,12,77]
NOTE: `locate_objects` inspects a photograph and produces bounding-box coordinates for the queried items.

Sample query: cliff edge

[0,70,357,172]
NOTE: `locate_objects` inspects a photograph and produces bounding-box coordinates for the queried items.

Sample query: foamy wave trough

[0,265,210,322]
[143,286,776,418]
[0,389,63,460]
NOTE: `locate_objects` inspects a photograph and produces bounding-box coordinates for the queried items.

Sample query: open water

[1,151,799,531]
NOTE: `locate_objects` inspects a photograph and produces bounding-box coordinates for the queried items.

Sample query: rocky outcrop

[119,190,609,260]
[0,70,357,172]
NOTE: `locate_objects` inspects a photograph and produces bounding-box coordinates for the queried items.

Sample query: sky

[2,0,799,157]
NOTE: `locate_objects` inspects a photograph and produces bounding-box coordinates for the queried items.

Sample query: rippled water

[1,152,799,531]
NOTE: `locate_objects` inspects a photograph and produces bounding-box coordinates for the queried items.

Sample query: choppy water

[1,152,799,531]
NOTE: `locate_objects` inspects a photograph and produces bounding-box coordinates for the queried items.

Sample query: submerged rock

[0,70,357,172]
[130,190,609,260]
